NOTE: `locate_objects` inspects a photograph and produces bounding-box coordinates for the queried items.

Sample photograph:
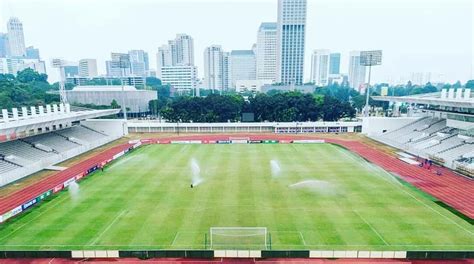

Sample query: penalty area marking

[299,231,307,246]
[89,210,127,246]
[335,147,474,236]
[353,210,388,246]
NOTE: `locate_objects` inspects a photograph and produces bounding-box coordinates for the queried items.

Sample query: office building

[310,49,330,86]
[348,51,367,91]
[0,33,8,57]
[6,17,26,57]
[64,65,79,78]
[256,22,277,82]
[78,59,98,77]
[0,57,46,75]
[26,46,40,59]
[106,53,131,77]
[203,45,230,91]
[156,34,195,79]
[329,53,341,75]
[129,50,149,77]
[229,50,256,87]
[276,0,307,85]
[160,65,198,94]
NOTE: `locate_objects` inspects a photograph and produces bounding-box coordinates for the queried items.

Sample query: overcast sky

[1,0,473,84]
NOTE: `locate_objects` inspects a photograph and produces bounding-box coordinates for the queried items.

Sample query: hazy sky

[1,0,473,84]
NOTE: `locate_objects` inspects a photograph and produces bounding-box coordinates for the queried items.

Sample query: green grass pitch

[0,143,473,250]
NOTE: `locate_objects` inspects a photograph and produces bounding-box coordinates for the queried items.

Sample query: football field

[0,143,472,250]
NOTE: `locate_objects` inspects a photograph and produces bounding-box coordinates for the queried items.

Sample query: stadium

[0,88,473,263]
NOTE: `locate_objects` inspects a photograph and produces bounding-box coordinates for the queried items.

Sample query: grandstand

[0,103,126,187]
[370,87,474,176]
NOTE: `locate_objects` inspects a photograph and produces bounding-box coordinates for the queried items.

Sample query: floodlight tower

[117,54,131,120]
[360,50,383,117]
[51,59,68,104]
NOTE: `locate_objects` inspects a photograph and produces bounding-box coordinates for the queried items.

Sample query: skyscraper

[203,45,230,92]
[129,50,149,77]
[106,53,131,77]
[329,53,341,75]
[229,50,256,87]
[7,17,26,57]
[310,49,330,86]
[256,22,277,82]
[78,59,98,77]
[156,34,195,79]
[0,33,8,58]
[348,51,367,91]
[276,0,307,85]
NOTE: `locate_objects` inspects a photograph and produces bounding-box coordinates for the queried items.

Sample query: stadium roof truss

[372,95,474,109]
[0,109,120,140]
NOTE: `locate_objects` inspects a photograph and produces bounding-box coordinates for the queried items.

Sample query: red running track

[0,134,472,223]
[0,143,134,216]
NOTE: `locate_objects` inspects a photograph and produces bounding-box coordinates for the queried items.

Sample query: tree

[465,80,474,88]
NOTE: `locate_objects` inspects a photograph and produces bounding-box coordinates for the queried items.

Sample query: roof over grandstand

[0,104,120,140]
[372,90,474,109]
[71,85,138,92]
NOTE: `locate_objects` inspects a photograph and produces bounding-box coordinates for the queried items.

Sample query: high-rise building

[26,46,40,59]
[0,33,8,58]
[256,22,277,82]
[203,45,230,91]
[106,53,131,77]
[173,34,194,66]
[229,50,256,87]
[0,57,46,75]
[7,17,26,58]
[78,59,98,77]
[276,0,307,85]
[156,45,172,78]
[128,50,149,77]
[310,49,330,86]
[160,65,198,94]
[329,53,341,75]
[156,34,195,79]
[64,65,79,78]
[348,51,367,91]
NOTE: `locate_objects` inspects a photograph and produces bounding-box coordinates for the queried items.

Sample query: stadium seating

[0,125,116,187]
[372,116,474,169]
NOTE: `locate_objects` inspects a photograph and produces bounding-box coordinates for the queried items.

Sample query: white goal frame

[209,227,268,249]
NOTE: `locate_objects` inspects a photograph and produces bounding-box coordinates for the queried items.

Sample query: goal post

[210,227,268,249]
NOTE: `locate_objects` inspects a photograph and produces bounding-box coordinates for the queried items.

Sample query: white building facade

[310,49,330,86]
[229,50,256,88]
[203,45,230,92]
[160,65,198,94]
[348,51,367,92]
[78,59,98,77]
[276,0,307,85]
[0,57,46,75]
[256,22,277,82]
[6,17,26,58]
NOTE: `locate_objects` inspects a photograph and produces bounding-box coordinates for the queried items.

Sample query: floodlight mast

[118,54,130,120]
[51,59,68,104]
[360,50,382,117]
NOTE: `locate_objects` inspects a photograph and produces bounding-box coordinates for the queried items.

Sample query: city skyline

[0,0,472,84]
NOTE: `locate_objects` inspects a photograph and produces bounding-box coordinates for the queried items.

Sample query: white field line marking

[299,231,307,246]
[353,210,388,246]
[171,232,180,246]
[0,195,70,242]
[89,210,127,245]
[336,148,474,236]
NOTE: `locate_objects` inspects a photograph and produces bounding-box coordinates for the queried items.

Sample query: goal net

[229,136,250,144]
[210,227,268,249]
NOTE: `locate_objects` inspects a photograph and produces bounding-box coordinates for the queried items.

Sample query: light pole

[118,54,130,120]
[51,59,68,104]
[360,50,382,117]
